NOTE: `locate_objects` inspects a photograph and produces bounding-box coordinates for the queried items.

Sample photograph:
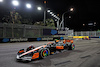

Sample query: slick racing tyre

[68,44,75,50]
[39,48,50,59]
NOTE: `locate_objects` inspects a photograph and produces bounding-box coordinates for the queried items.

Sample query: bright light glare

[0,0,3,2]
[47,10,50,12]
[51,14,54,16]
[12,1,19,6]
[53,15,56,17]
[70,8,74,11]
[26,4,31,8]
[55,16,58,18]
[37,7,41,10]
[50,12,53,14]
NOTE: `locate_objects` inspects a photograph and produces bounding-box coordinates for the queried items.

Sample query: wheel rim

[72,44,75,49]
[42,50,49,57]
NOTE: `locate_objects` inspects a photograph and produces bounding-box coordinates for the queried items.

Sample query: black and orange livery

[16,39,75,61]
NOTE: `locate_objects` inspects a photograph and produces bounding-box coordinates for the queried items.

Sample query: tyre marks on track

[54,60,71,66]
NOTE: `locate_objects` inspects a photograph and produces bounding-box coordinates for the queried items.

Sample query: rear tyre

[68,44,75,50]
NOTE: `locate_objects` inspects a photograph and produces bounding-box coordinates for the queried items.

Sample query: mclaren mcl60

[16,39,75,61]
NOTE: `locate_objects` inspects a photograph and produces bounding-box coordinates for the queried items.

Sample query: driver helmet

[29,45,35,49]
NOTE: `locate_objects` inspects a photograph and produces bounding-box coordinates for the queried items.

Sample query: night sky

[0,0,100,31]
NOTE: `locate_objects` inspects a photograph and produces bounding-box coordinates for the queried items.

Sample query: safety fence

[0,23,100,39]
[0,23,55,38]
[74,31,100,37]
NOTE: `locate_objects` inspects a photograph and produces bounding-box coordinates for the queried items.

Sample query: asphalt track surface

[0,38,100,67]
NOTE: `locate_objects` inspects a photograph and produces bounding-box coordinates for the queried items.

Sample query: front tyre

[39,48,50,59]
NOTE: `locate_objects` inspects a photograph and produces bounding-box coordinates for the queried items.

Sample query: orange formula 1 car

[16,39,75,61]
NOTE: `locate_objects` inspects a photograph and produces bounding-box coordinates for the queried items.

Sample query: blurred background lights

[83,24,85,26]
[47,10,50,12]
[12,0,19,6]
[70,8,74,11]
[26,4,32,8]
[51,14,54,16]
[50,12,53,14]
[0,0,3,2]
[54,15,56,17]
[37,7,41,10]
[94,22,96,24]
[69,16,71,18]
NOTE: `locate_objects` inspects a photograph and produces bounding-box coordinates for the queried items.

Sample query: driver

[26,45,35,52]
